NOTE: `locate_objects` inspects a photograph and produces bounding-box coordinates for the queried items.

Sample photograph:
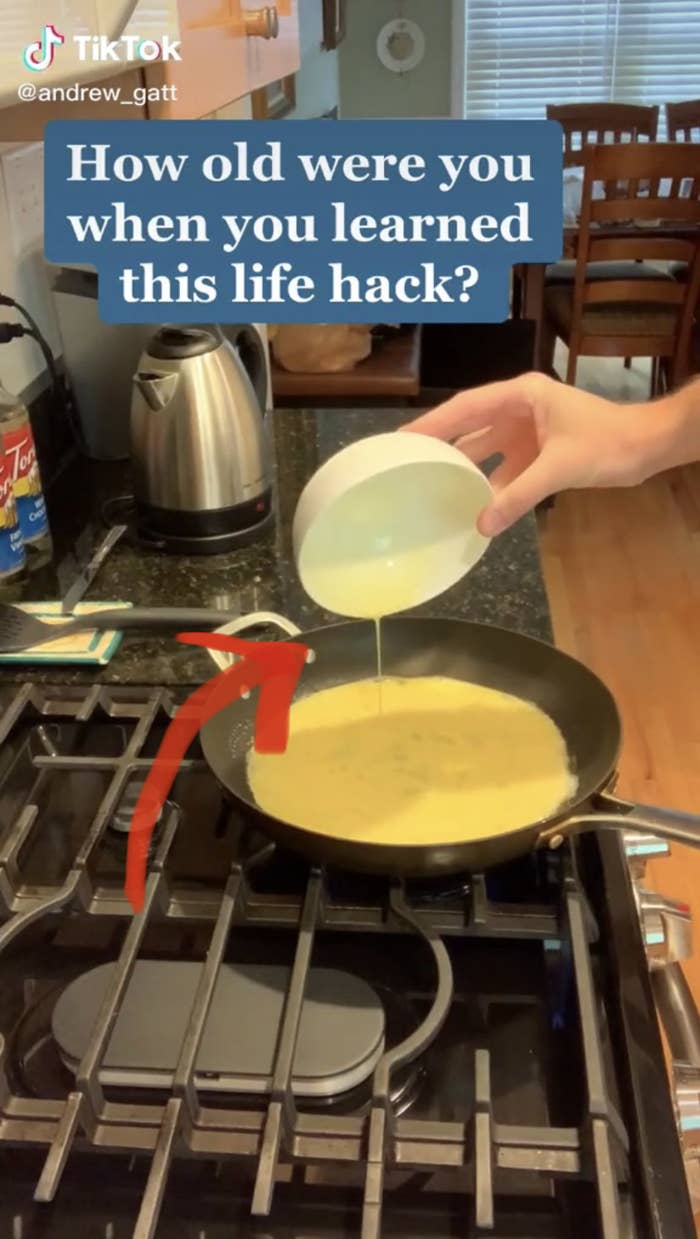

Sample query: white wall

[339,0,453,119]
[0,94,253,402]
[286,0,339,120]
[0,141,61,399]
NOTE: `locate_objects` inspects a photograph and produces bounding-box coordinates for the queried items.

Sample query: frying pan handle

[542,791,700,850]
[207,612,302,671]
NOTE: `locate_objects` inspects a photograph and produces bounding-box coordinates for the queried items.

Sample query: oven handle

[653,963,700,1212]
[540,792,700,850]
[653,964,700,1068]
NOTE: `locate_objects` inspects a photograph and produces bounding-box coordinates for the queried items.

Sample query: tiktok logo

[23,24,65,73]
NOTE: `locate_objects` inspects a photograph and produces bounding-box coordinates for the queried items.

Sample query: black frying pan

[199,618,700,875]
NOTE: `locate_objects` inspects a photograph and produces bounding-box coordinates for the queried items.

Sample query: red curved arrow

[125,632,309,912]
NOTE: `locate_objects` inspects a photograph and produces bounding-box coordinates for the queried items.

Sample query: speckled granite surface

[0,409,552,686]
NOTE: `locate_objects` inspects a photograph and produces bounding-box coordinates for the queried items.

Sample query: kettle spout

[133,370,178,411]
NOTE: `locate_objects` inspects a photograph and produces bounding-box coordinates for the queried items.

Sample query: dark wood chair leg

[512,267,523,319]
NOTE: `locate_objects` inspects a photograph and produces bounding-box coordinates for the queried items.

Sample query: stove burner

[11,967,422,1118]
[298,986,425,1117]
[7,980,77,1101]
[104,778,164,856]
[52,962,386,1099]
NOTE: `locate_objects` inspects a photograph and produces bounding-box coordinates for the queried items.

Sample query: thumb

[478,454,558,536]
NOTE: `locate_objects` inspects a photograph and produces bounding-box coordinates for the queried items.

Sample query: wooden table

[518,223,700,371]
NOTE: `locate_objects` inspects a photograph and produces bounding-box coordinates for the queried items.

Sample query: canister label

[0,454,25,577]
[3,425,49,544]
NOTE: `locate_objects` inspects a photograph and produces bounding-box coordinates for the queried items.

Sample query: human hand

[403,373,658,536]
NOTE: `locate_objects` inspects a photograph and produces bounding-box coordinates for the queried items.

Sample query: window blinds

[464,0,700,124]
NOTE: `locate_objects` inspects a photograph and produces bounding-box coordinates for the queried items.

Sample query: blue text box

[45,119,563,324]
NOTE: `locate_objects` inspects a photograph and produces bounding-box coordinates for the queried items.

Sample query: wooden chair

[543,142,700,389]
[547,102,659,170]
[666,103,700,285]
[667,100,700,143]
[544,102,665,335]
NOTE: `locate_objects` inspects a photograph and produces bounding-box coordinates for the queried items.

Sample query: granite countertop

[0,408,552,687]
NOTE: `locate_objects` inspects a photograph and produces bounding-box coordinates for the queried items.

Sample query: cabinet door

[244,0,299,94]
[146,0,299,119]
[0,0,172,138]
[146,0,248,119]
[0,1,99,106]
[0,69,148,143]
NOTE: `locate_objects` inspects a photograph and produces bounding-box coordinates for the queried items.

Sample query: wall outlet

[1,143,44,258]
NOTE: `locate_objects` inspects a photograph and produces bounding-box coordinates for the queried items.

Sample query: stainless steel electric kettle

[131,325,273,553]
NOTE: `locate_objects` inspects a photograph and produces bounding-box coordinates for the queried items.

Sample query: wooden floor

[538,351,700,1225]
[539,464,700,996]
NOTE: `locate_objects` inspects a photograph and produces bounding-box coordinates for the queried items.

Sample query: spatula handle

[64,607,244,635]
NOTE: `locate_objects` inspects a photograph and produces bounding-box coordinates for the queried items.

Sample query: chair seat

[545,260,673,285]
[545,285,679,339]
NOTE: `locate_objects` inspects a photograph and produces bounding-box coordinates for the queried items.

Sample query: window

[464,0,700,126]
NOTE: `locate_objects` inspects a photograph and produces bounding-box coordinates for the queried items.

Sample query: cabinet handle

[244,6,280,38]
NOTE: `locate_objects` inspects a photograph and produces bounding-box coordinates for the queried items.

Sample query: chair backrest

[547,102,659,167]
[572,143,700,373]
[667,100,700,142]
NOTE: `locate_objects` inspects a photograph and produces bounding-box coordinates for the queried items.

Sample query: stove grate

[0,683,632,1239]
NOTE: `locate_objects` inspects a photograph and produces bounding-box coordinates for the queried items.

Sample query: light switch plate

[2,143,44,258]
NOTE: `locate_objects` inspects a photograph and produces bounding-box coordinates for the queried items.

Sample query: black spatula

[0,605,243,655]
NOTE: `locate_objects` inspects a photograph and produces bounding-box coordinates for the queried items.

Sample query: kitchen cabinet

[0,69,149,142]
[0,0,298,137]
[0,1,177,107]
[145,0,300,119]
[245,0,300,93]
[0,0,172,139]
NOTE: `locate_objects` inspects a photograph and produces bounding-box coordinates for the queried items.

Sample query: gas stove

[0,683,695,1239]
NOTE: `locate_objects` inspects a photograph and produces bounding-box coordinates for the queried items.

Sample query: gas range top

[0,683,694,1239]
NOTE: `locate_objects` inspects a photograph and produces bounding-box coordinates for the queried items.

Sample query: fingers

[485,456,523,494]
[400,373,561,536]
[478,451,558,536]
[403,392,495,441]
[453,426,503,463]
[402,376,539,442]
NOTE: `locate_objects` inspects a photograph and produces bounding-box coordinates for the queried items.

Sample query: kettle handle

[227,324,268,413]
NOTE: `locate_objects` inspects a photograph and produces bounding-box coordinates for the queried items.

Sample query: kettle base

[136,492,274,556]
